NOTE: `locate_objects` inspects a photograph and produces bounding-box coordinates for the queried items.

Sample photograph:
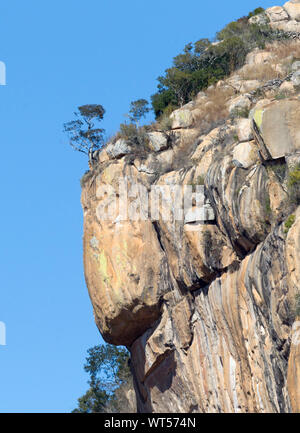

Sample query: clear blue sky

[0,0,280,413]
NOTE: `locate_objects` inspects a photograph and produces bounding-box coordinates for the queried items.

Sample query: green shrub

[295,292,300,317]
[288,164,300,204]
[151,89,178,119]
[284,214,296,233]
[248,7,265,19]
[119,123,148,147]
[270,161,286,183]
[189,175,205,192]
[265,195,272,216]
[275,91,288,100]
[230,107,250,119]
[157,112,173,131]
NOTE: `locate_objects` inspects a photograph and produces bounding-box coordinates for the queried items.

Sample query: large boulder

[228,95,251,115]
[170,109,194,129]
[106,139,131,159]
[272,19,300,31]
[265,6,289,22]
[291,70,300,86]
[232,141,259,169]
[284,0,300,21]
[249,12,269,26]
[81,162,172,346]
[236,118,253,142]
[292,60,300,72]
[245,49,273,66]
[252,99,300,160]
[147,131,169,152]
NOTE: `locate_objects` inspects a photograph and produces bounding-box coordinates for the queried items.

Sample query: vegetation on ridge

[65,6,300,166]
[151,7,277,118]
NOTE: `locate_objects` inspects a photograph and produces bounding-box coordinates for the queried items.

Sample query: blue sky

[0,0,280,413]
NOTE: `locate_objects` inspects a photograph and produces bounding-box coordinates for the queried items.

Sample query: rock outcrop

[81,2,300,413]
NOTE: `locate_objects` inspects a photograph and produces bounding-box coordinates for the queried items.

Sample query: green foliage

[157,112,173,131]
[275,91,288,100]
[73,344,132,413]
[230,107,250,119]
[288,163,300,204]
[295,292,300,317]
[151,89,178,119]
[269,161,286,183]
[284,214,296,234]
[64,104,105,163]
[216,17,249,41]
[73,387,108,414]
[116,100,151,148]
[151,10,275,118]
[265,194,272,216]
[248,7,265,19]
[128,99,150,124]
[119,122,148,147]
[190,175,205,191]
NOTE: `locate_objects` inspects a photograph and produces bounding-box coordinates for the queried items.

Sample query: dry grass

[268,40,300,63]
[240,62,283,81]
[240,40,300,82]
[193,86,234,130]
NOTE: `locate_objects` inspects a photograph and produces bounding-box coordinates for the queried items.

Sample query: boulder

[228,95,251,115]
[291,70,300,86]
[147,131,169,152]
[249,98,272,121]
[236,118,254,142]
[272,19,300,31]
[98,149,109,163]
[106,139,131,159]
[232,141,259,169]
[170,109,194,129]
[252,99,300,160]
[279,80,295,94]
[184,203,215,224]
[245,50,273,66]
[292,60,300,71]
[265,6,289,22]
[240,80,261,93]
[249,12,269,26]
[284,0,300,21]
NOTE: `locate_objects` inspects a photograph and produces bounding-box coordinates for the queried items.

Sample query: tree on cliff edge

[63,104,105,167]
[73,343,135,413]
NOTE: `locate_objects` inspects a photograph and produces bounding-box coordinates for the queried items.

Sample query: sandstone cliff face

[81,3,300,413]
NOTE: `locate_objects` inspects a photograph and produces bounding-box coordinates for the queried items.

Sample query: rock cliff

[81,1,300,413]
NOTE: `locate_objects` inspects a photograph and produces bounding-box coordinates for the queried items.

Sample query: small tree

[63,104,105,166]
[128,99,150,125]
[73,343,134,413]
